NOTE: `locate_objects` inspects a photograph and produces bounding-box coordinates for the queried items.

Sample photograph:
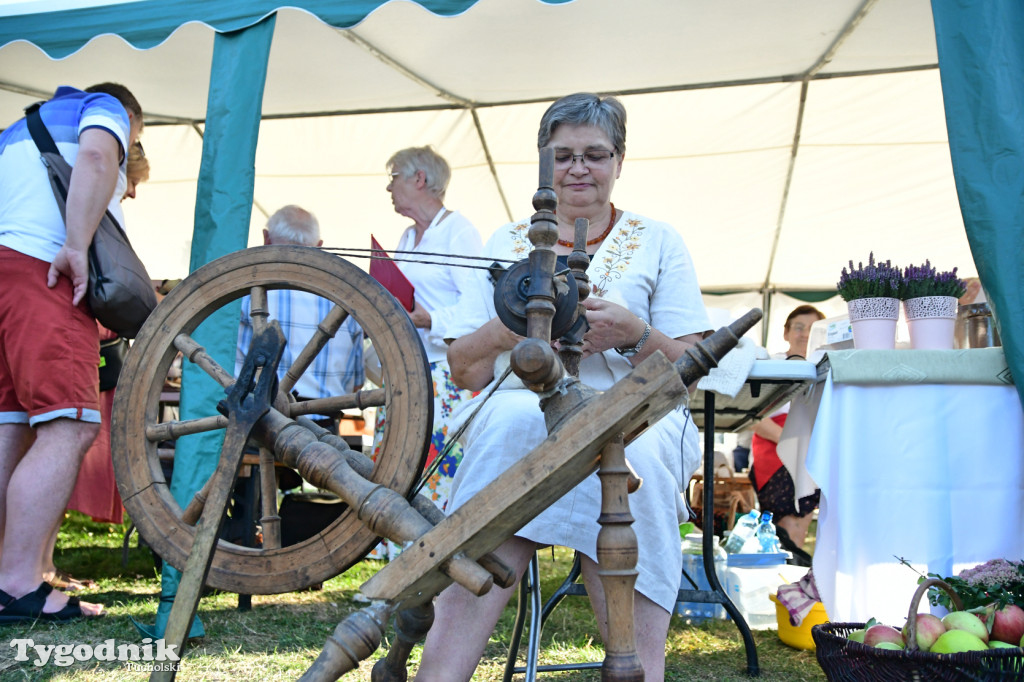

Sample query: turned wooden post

[556,217,591,377]
[595,433,644,681]
[300,603,392,682]
[510,147,563,393]
[370,602,435,682]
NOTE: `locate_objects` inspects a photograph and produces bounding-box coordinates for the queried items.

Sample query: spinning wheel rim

[112,245,432,594]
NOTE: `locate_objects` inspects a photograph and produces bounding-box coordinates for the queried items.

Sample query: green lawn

[0,512,826,681]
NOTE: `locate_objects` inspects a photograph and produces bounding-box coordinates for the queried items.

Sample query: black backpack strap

[24,102,60,155]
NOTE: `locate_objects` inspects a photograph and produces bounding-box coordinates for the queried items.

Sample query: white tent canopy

[0,0,974,349]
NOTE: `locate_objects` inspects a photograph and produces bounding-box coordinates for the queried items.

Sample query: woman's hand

[409,300,432,329]
[580,297,646,357]
[447,317,524,391]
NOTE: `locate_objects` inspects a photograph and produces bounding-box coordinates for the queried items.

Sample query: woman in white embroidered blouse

[368,146,483,560]
[415,94,711,682]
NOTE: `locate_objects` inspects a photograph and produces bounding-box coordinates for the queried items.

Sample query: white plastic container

[724,560,808,630]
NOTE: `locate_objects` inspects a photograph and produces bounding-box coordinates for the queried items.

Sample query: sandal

[0,582,99,624]
[48,569,96,592]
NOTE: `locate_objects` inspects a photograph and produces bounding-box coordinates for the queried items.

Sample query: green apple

[942,611,990,643]
[989,640,1019,649]
[931,629,989,654]
[875,641,905,650]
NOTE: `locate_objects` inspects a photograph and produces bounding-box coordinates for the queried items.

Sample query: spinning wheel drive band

[111,245,432,595]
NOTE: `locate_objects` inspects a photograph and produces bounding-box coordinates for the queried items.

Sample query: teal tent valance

[0,0,568,59]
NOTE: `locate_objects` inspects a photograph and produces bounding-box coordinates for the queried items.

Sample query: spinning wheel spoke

[258,446,282,549]
[278,303,351,396]
[111,245,432,595]
[173,332,234,389]
[146,413,228,442]
[249,285,269,334]
[284,387,386,419]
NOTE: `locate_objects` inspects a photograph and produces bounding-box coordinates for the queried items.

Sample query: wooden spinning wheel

[111,245,433,595]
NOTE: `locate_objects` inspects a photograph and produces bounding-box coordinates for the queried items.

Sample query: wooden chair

[689,470,757,532]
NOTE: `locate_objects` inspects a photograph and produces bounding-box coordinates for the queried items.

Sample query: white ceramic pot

[903,296,958,349]
[847,297,899,350]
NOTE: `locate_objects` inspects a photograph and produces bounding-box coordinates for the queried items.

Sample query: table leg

[703,393,760,677]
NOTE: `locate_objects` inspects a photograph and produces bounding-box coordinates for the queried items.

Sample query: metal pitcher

[955,302,1001,349]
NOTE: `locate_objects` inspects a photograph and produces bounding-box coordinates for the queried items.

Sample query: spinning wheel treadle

[111,245,433,595]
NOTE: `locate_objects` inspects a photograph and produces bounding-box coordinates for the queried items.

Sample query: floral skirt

[366,359,475,561]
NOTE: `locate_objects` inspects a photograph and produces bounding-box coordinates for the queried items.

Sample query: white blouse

[395,209,483,363]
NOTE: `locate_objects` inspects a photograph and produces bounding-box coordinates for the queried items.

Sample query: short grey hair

[386,146,451,201]
[266,205,320,246]
[537,93,627,156]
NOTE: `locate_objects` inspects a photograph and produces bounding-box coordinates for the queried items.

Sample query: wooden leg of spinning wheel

[300,602,392,682]
[596,433,644,682]
[371,601,434,682]
[152,423,254,682]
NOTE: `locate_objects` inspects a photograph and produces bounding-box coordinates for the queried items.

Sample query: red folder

[369,235,415,312]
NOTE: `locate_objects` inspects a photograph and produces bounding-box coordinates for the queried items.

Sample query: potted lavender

[837,253,902,349]
[900,261,966,349]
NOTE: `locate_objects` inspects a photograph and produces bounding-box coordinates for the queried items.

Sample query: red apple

[902,613,945,651]
[864,624,905,648]
[990,604,1024,645]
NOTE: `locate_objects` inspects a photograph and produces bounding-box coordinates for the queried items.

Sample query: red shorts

[0,246,100,425]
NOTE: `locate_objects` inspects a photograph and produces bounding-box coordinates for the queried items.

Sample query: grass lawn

[0,512,827,681]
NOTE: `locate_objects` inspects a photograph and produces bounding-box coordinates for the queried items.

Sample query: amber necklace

[556,203,616,247]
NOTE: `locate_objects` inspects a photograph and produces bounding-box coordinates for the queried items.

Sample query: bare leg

[581,554,671,682]
[415,536,537,682]
[40,520,62,583]
[0,423,34,554]
[776,513,814,550]
[0,418,103,616]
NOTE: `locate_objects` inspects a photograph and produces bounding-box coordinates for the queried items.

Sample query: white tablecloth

[804,374,1024,626]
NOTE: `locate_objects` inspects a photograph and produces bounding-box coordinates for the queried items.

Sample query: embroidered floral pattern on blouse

[592,217,645,297]
[509,221,531,257]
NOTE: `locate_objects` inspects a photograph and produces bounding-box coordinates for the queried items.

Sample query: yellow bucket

[769,592,829,651]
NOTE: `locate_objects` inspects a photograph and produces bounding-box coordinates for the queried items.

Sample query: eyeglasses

[553,149,615,170]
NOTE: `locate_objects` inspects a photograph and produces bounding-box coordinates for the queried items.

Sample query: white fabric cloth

[776,380,824,500]
[805,375,1024,624]
[697,337,768,398]
[445,211,711,613]
[394,209,483,363]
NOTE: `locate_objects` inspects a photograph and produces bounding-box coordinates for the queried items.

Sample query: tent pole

[761,289,772,347]
[471,107,512,222]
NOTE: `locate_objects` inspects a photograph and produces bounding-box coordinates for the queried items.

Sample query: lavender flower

[836,252,902,301]
[900,260,967,300]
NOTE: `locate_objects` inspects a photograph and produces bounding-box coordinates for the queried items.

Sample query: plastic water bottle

[756,512,781,553]
[723,510,760,553]
[676,533,728,622]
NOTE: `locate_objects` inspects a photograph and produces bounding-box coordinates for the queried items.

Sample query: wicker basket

[812,579,1024,681]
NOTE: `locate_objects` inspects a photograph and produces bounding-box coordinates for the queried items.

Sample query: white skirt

[448,387,702,613]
